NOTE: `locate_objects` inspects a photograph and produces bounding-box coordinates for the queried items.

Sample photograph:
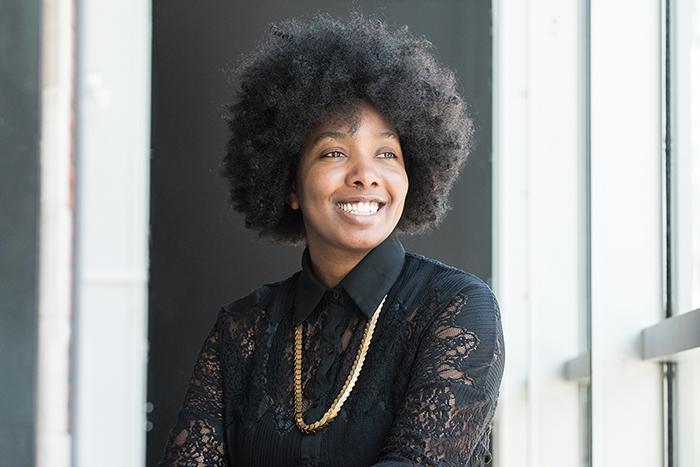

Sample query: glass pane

[672,1,700,466]
[674,0,700,314]
[677,350,700,466]
[689,0,700,312]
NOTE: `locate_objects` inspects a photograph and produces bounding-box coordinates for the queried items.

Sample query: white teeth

[337,201,381,215]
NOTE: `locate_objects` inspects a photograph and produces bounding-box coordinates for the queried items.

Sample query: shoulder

[402,252,499,313]
[220,271,301,318]
[407,255,504,388]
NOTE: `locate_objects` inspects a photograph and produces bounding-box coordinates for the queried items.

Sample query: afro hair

[221,11,473,243]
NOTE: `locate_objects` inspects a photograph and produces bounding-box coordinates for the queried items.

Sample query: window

[667,1,700,465]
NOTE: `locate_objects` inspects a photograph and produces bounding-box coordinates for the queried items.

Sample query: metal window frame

[642,308,700,361]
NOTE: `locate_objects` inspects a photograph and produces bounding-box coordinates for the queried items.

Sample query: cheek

[297,166,338,205]
[389,168,410,202]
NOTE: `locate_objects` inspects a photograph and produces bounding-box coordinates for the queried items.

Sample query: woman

[159,12,504,466]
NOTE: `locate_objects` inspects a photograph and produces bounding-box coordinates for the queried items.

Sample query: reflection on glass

[690,0,700,312]
[678,351,700,466]
[673,1,700,466]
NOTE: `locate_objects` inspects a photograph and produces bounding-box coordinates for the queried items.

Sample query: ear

[288,183,300,210]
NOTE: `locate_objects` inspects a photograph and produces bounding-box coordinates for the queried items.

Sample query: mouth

[335,200,386,216]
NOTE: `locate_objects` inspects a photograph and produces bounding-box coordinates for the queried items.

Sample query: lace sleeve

[375,283,505,467]
[158,311,228,467]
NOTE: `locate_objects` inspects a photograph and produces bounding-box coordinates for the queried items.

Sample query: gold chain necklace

[294,294,387,434]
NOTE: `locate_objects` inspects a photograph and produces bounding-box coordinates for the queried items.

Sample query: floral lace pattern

[158,253,504,466]
[158,314,227,466]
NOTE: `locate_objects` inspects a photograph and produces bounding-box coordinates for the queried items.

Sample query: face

[289,102,409,258]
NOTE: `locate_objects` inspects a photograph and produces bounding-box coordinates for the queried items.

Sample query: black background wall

[147,1,492,464]
[0,0,41,465]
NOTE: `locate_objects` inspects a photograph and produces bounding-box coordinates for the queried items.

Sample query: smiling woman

[289,102,409,286]
[158,12,504,467]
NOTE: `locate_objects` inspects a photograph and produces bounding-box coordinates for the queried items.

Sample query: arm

[375,282,505,466]
[158,311,228,467]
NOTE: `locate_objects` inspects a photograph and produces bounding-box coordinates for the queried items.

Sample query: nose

[346,155,380,189]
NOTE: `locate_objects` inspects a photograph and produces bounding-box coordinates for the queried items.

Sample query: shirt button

[326,346,334,355]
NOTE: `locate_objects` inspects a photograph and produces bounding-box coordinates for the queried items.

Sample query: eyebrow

[310,130,398,147]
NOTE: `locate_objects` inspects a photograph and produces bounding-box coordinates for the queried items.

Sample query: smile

[336,201,384,216]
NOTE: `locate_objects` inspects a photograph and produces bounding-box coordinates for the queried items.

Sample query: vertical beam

[492,1,534,464]
[72,1,152,466]
[493,1,585,466]
[589,0,663,465]
[527,1,586,464]
[36,0,75,465]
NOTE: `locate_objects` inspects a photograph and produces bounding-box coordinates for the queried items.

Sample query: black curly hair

[221,11,473,243]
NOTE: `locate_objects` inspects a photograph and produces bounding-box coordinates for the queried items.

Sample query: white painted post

[36,0,75,465]
[72,1,152,466]
[493,1,586,466]
[589,1,664,465]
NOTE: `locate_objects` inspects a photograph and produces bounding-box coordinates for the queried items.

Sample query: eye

[322,150,346,158]
[377,151,398,159]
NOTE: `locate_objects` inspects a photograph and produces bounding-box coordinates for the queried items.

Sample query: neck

[306,244,370,288]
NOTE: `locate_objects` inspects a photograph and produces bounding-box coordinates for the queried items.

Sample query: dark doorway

[0,0,42,464]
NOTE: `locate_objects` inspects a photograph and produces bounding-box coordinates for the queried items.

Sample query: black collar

[293,234,405,325]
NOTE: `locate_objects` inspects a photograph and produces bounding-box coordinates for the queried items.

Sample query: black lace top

[158,235,505,466]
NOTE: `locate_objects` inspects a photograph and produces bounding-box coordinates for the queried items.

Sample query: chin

[337,231,389,252]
